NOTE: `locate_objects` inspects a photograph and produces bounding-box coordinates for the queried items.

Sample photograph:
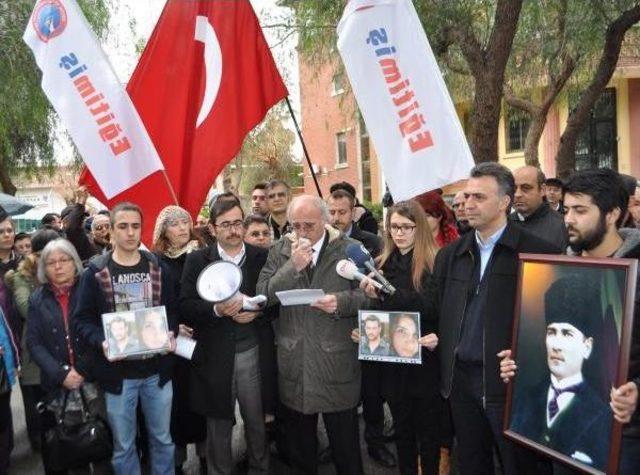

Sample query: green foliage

[0,0,110,190]
[362,200,383,223]
[230,105,302,196]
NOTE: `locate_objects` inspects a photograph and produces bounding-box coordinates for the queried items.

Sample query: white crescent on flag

[195,15,223,128]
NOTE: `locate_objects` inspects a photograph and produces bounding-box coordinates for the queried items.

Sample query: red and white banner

[23,0,164,200]
[80,0,289,244]
[337,0,474,200]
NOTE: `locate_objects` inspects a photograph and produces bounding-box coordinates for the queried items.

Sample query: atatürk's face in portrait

[545,322,593,381]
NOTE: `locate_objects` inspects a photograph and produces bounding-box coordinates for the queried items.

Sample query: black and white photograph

[358,310,421,364]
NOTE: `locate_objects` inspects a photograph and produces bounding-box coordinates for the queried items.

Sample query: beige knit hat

[152,205,193,247]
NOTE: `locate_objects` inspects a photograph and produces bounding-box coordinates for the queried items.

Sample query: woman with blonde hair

[355,199,442,475]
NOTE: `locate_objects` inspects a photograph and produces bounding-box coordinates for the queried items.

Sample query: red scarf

[52,282,75,366]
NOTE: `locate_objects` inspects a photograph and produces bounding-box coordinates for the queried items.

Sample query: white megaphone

[196,261,267,312]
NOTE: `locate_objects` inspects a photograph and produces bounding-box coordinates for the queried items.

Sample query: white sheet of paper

[175,335,197,360]
[276,289,326,306]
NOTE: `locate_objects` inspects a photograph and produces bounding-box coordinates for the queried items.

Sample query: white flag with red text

[23,0,163,199]
[337,0,474,200]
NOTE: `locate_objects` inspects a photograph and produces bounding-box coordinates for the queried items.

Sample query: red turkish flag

[80,0,288,244]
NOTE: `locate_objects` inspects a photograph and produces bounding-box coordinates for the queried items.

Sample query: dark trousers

[0,392,13,475]
[618,436,639,475]
[388,394,441,475]
[282,405,363,475]
[20,383,45,449]
[450,362,543,475]
[361,361,386,450]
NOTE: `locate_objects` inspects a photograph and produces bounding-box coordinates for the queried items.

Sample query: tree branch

[504,92,540,116]
[486,0,524,70]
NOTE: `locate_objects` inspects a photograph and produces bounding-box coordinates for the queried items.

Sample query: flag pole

[285,97,323,198]
[160,170,179,205]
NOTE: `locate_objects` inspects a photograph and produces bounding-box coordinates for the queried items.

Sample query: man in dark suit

[180,199,269,474]
[434,163,560,475]
[326,189,393,467]
[327,189,381,257]
[510,275,611,471]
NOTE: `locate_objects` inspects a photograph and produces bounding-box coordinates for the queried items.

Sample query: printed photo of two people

[505,255,637,475]
[358,310,421,364]
[101,305,171,359]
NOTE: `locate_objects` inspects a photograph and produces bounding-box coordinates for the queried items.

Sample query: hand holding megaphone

[196,261,267,316]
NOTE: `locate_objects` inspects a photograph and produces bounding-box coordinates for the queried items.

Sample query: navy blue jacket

[72,251,178,394]
[26,282,89,394]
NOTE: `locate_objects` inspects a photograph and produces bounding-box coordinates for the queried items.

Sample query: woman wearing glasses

[27,239,111,474]
[356,200,442,475]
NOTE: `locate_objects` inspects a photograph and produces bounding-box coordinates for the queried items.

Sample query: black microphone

[345,243,396,295]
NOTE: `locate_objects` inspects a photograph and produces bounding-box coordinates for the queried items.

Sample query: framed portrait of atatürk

[357,310,421,364]
[504,254,637,474]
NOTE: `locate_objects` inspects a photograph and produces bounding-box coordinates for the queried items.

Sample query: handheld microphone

[345,243,396,295]
[335,259,388,293]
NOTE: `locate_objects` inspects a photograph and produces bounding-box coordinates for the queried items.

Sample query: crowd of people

[0,166,639,475]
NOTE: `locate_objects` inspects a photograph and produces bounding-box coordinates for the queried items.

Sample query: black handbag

[42,386,113,471]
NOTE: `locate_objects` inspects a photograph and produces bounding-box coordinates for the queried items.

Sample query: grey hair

[37,238,83,284]
[470,162,515,206]
[287,195,330,223]
[91,214,110,232]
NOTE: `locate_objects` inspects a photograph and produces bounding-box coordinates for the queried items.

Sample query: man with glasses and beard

[180,199,270,474]
[501,169,640,474]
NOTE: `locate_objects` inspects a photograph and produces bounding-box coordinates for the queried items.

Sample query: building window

[574,88,618,171]
[332,73,345,95]
[358,115,372,202]
[336,132,347,166]
[505,106,530,152]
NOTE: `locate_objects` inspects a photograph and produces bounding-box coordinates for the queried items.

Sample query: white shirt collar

[474,223,507,249]
[217,243,246,266]
[550,372,583,390]
[310,231,326,266]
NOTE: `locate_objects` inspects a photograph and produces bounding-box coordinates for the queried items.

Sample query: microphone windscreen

[336,259,358,280]
[345,243,373,267]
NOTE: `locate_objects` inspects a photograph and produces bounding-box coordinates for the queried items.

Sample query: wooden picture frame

[504,253,637,475]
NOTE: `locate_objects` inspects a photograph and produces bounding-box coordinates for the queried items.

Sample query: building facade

[299,41,640,201]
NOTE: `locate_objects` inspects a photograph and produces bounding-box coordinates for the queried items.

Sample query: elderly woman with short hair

[27,238,110,474]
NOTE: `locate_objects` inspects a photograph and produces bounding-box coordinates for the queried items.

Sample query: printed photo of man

[510,275,611,470]
[360,314,390,357]
[108,316,139,357]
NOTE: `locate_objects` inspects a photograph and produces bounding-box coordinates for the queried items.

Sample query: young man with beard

[500,168,640,474]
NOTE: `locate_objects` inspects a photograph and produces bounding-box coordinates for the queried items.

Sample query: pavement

[8,387,402,475]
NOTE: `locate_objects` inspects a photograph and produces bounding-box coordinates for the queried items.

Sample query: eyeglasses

[249,230,271,238]
[45,256,74,267]
[268,192,287,199]
[214,220,244,230]
[389,224,416,234]
[291,222,317,232]
[94,224,110,231]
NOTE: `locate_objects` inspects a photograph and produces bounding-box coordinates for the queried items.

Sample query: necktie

[548,382,582,420]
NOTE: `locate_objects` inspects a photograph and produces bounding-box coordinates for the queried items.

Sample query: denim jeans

[105,375,174,475]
